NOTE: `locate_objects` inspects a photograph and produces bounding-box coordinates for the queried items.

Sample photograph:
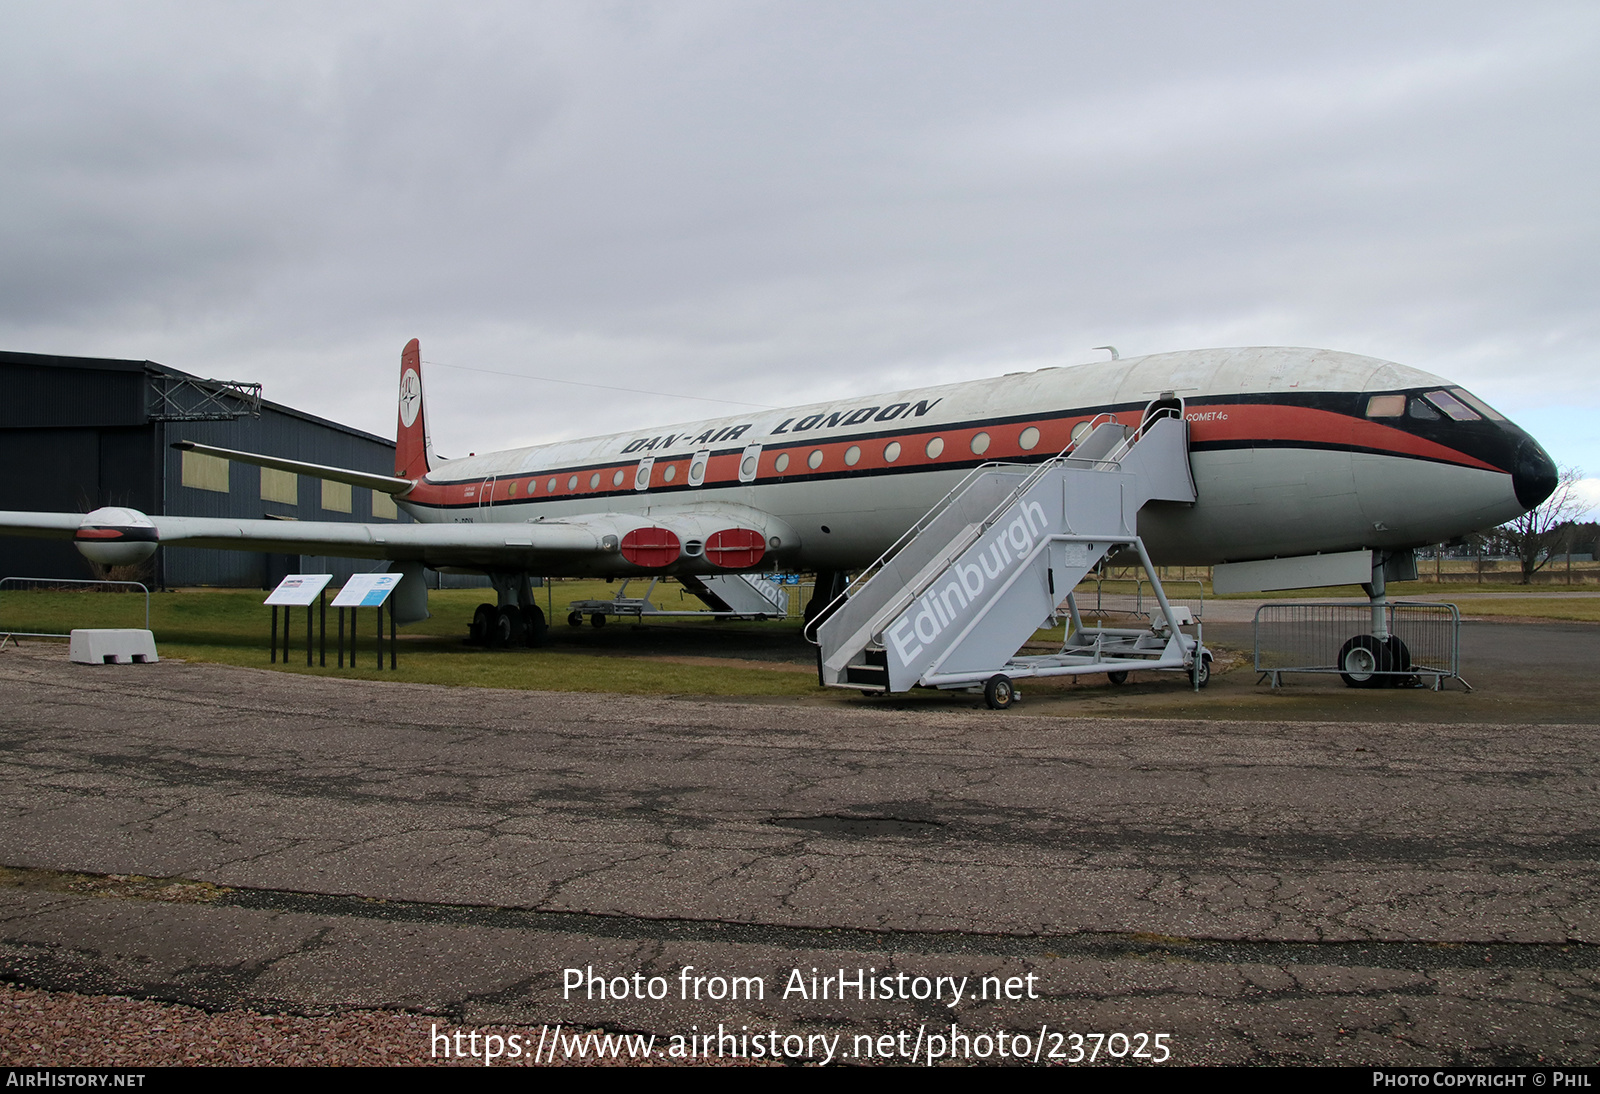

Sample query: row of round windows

[768,425,1042,473]
[517,462,695,494]
[509,424,1049,494]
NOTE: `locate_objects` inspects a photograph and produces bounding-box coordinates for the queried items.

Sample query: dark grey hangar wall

[0,349,408,588]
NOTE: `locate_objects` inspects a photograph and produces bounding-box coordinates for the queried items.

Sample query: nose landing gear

[1338,634,1412,688]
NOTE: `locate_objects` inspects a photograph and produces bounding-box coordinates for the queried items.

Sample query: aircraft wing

[170,442,415,496]
[0,502,794,576]
[0,510,602,571]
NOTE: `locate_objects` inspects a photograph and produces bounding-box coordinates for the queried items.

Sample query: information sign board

[332,573,402,608]
[264,574,333,607]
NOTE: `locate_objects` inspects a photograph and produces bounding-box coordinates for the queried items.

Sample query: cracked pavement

[1,643,1596,1064]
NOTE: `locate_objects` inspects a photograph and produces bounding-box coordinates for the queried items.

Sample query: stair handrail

[1096,405,1182,467]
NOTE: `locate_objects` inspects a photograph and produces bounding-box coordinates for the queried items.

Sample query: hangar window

[883,441,901,462]
[260,467,297,505]
[181,450,230,493]
[371,490,397,519]
[925,437,945,459]
[1365,395,1405,418]
[1424,390,1480,422]
[1018,426,1040,451]
[807,449,824,469]
[773,453,790,473]
[970,432,991,456]
[322,480,352,513]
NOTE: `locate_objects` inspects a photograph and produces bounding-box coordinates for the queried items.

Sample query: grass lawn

[6,573,1590,700]
[0,580,820,697]
[1445,598,1600,623]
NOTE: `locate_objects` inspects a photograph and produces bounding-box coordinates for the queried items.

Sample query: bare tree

[1496,466,1587,584]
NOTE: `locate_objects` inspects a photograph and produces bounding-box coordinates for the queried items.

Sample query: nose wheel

[1339,635,1411,687]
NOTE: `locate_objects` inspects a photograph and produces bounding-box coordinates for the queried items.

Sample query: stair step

[846,665,889,685]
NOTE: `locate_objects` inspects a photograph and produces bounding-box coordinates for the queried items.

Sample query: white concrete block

[69,629,159,665]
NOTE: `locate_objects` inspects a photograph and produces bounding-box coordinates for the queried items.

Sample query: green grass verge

[1447,598,1600,623]
[1,582,820,697]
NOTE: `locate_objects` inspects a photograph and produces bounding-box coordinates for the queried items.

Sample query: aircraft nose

[1512,437,1558,511]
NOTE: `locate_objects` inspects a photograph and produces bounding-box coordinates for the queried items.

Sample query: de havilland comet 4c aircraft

[0,339,1558,662]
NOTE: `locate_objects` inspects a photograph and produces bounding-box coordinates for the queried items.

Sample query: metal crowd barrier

[0,576,152,641]
[1072,577,1206,622]
[1252,601,1466,689]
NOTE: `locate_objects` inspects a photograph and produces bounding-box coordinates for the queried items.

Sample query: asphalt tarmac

[1,621,1596,1066]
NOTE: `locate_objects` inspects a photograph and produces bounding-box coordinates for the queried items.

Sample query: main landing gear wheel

[567,611,583,627]
[1338,635,1389,688]
[1191,652,1211,689]
[469,603,497,646]
[983,674,1016,710]
[1106,670,1129,686]
[522,605,548,648]
[491,605,525,648]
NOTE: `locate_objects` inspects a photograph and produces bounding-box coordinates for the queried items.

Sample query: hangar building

[0,349,408,588]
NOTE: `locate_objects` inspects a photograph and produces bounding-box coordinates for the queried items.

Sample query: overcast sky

[3,1,1597,514]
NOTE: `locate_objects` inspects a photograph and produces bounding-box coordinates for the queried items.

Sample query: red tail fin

[395,339,434,480]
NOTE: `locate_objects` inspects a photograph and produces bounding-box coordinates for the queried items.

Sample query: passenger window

[1365,395,1405,418]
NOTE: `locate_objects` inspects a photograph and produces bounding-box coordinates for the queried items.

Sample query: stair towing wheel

[983,674,1016,710]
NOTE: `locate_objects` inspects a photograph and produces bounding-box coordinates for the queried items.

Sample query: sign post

[264,575,334,666]
[331,573,403,671]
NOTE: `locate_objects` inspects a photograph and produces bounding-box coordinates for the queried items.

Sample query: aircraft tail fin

[395,339,435,480]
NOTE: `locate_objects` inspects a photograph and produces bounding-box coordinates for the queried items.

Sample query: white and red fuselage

[390,345,1553,576]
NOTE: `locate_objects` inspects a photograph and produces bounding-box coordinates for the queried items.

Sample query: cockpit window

[1365,394,1406,418]
[1408,397,1441,420]
[1451,388,1506,421]
[1424,390,1480,422]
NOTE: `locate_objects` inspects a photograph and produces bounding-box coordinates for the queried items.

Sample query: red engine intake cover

[705,528,766,570]
[620,527,682,568]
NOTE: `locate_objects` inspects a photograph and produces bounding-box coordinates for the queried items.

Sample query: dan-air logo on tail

[399,369,422,427]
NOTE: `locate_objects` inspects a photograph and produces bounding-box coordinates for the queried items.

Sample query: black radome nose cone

[1513,439,1558,510]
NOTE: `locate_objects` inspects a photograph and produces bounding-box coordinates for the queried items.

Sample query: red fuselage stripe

[398,401,1502,509]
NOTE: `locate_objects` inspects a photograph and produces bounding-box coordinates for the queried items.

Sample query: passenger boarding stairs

[808,412,1206,706]
[680,573,790,618]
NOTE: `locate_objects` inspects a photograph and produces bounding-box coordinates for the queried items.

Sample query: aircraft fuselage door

[688,449,711,487]
[478,475,496,521]
[1141,393,1185,433]
[738,443,763,483]
[634,456,655,491]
